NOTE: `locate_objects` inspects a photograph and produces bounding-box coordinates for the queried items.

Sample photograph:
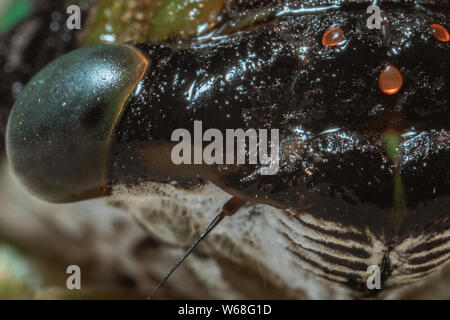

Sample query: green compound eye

[6,44,149,203]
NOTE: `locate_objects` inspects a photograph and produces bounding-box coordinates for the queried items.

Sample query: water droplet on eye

[430,24,450,42]
[322,27,344,47]
[378,64,403,95]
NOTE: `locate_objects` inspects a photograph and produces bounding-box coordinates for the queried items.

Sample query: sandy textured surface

[0,160,449,299]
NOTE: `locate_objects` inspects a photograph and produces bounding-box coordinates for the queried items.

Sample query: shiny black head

[4,0,450,240]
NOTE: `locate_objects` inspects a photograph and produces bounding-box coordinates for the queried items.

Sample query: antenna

[147,197,245,299]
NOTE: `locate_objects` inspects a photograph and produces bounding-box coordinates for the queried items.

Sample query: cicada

[1,0,449,298]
